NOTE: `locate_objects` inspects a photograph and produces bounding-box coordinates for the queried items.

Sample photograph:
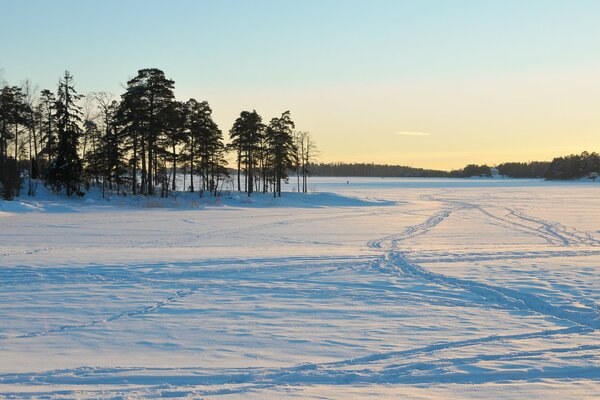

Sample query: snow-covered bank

[0,185,394,216]
[1,178,599,398]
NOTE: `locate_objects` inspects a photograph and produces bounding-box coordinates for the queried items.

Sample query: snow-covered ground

[1,177,599,399]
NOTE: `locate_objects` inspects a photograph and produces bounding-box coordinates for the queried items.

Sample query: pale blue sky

[2,0,600,167]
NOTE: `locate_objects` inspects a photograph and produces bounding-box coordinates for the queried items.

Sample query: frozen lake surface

[1,178,599,398]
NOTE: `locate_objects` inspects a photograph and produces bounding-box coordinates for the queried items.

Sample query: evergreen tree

[0,67,311,199]
[38,89,57,169]
[84,97,126,195]
[85,93,129,196]
[163,100,186,193]
[184,99,227,195]
[184,99,203,192]
[0,85,30,198]
[115,84,144,194]
[81,118,101,187]
[118,68,175,195]
[103,101,128,195]
[266,111,296,197]
[229,110,264,195]
[46,71,84,196]
[546,151,600,180]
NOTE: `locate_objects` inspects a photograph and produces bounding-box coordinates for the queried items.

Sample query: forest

[309,162,448,177]
[0,69,317,200]
[1,69,598,202]
[310,153,599,180]
[309,162,500,178]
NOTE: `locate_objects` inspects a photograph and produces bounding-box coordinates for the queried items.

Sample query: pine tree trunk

[14,122,19,197]
[172,142,176,191]
[132,135,138,195]
[140,136,146,195]
[248,151,253,195]
[32,115,40,180]
[147,141,153,195]
[28,125,33,196]
[237,149,241,192]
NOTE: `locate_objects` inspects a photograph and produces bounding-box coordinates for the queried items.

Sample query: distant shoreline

[309,152,599,180]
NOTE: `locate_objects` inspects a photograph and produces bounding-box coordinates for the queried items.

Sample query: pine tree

[163,101,186,193]
[266,111,296,197]
[0,85,30,199]
[117,68,175,195]
[184,99,203,192]
[38,89,57,170]
[184,99,227,195]
[229,110,264,195]
[81,118,101,187]
[46,71,84,196]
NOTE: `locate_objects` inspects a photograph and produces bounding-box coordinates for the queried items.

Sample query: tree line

[449,153,600,179]
[311,152,599,180]
[309,162,448,177]
[0,68,317,200]
[309,162,496,178]
[545,151,600,180]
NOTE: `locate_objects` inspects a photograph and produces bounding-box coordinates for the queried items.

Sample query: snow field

[0,177,599,398]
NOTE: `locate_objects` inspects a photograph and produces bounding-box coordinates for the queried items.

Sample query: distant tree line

[0,68,317,200]
[309,163,448,177]
[310,162,494,178]
[477,152,596,180]
[545,151,600,180]
[448,164,493,178]
[496,161,550,178]
[312,152,599,180]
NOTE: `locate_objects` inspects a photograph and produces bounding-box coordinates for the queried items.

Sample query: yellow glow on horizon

[186,68,600,170]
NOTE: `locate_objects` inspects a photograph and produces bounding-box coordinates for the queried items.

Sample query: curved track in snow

[2,184,599,398]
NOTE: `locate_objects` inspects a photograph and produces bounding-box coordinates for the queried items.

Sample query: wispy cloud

[395,131,431,136]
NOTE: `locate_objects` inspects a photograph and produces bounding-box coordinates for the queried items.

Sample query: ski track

[474,205,560,246]
[2,189,599,397]
[320,326,588,368]
[423,195,600,247]
[142,208,399,248]
[366,199,600,330]
[384,251,600,330]
[367,208,454,249]
[425,194,600,248]
[0,255,373,341]
[507,208,600,247]
[4,287,203,340]
[0,335,597,394]
[410,249,600,263]
[355,201,600,386]
[83,206,595,387]
[0,247,56,258]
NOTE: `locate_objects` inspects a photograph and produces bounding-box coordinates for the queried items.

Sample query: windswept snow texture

[1,177,599,399]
